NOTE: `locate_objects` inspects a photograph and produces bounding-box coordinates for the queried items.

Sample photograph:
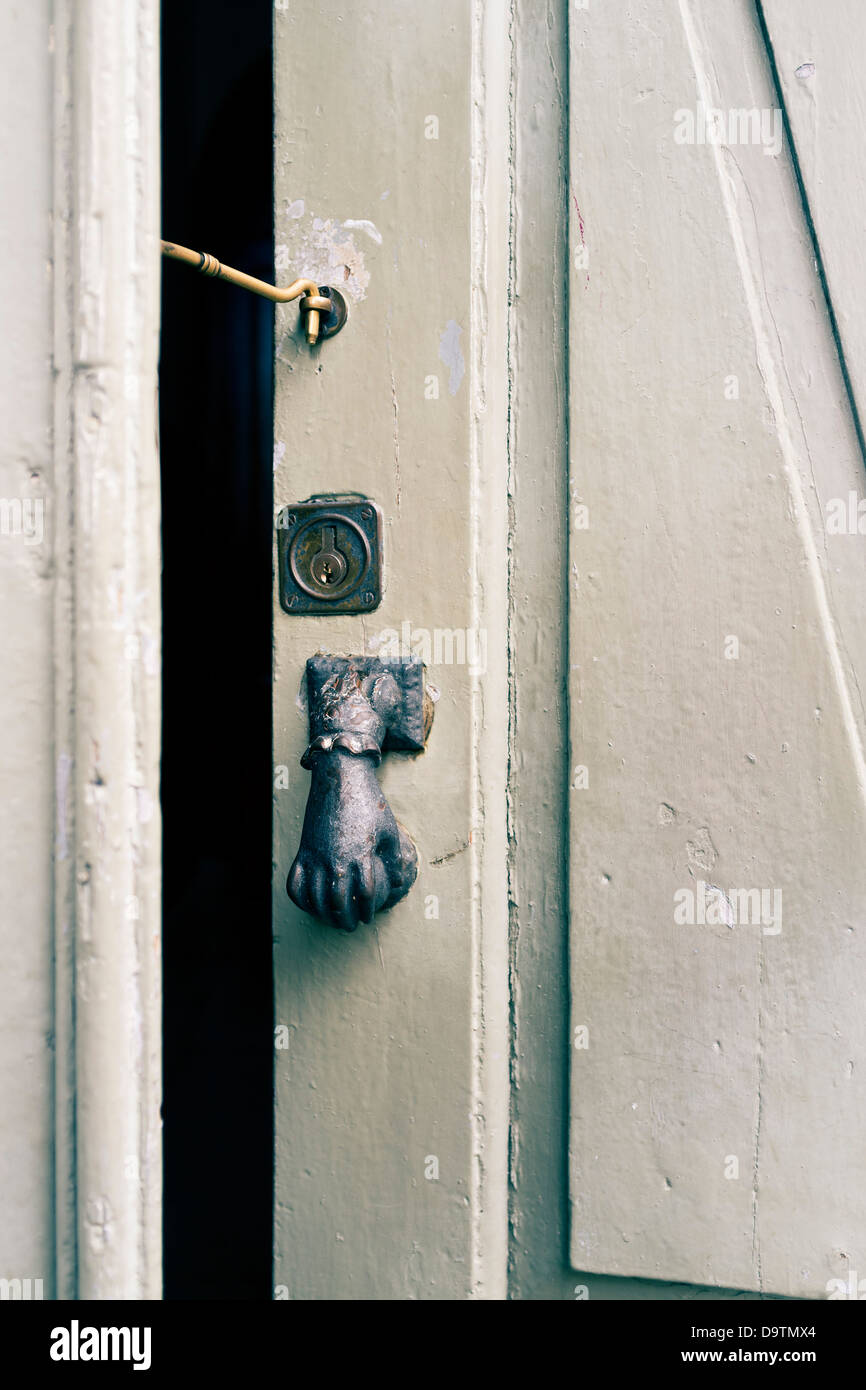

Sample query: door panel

[272,0,509,1300]
[568,0,866,1297]
[762,0,866,439]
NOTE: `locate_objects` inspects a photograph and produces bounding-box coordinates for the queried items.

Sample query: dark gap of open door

[160,0,274,1300]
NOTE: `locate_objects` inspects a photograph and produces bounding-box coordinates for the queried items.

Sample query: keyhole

[310,526,348,588]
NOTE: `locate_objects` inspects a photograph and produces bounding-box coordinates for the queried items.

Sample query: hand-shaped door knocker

[287,656,434,930]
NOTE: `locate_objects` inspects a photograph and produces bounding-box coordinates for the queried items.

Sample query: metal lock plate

[277,498,383,615]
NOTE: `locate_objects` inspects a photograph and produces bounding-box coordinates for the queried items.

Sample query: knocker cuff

[300,732,383,769]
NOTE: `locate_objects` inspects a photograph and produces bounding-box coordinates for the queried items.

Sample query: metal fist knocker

[287,655,434,930]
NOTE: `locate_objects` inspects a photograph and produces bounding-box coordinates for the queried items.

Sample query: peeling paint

[84,1195,114,1254]
[438,320,465,396]
[704,884,736,928]
[279,209,378,302]
[686,826,717,872]
[343,218,383,245]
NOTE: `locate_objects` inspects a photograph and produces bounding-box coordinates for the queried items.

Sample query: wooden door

[273,0,866,1301]
[567,0,866,1299]
[271,0,510,1300]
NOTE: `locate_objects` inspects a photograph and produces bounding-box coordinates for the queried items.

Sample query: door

[272,0,866,1301]
[271,0,510,1301]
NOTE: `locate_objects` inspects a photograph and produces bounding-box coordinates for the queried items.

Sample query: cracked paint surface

[276,206,380,303]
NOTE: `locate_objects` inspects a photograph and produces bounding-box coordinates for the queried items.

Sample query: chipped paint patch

[439,320,465,396]
[277,207,380,303]
[343,218,383,245]
[273,440,286,474]
[686,826,717,873]
[704,884,736,929]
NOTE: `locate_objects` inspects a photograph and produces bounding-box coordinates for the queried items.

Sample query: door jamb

[52,0,162,1300]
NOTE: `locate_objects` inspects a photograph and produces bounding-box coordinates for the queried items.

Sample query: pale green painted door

[273,0,866,1301]
[568,0,866,1299]
[271,0,509,1301]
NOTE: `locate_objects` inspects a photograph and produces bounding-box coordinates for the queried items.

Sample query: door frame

[52,0,162,1300]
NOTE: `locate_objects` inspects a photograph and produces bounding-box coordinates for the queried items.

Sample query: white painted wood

[761,0,866,443]
[567,0,866,1297]
[0,0,56,1296]
[0,0,161,1302]
[272,0,510,1299]
[51,0,162,1299]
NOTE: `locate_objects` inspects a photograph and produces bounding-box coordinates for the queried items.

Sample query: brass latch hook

[160,239,348,346]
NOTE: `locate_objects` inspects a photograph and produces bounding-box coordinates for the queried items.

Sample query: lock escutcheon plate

[278,498,383,615]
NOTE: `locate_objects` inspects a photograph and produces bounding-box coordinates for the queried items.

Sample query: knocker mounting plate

[277,498,383,615]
